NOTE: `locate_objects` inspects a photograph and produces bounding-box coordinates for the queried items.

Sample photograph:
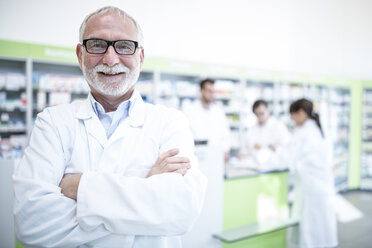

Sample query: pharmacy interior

[0,38,371,247]
[1,1,372,247]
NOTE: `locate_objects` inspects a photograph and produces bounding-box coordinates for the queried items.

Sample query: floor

[287,190,372,248]
[337,190,372,248]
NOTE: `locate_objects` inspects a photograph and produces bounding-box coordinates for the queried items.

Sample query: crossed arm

[14,109,207,247]
[60,148,191,200]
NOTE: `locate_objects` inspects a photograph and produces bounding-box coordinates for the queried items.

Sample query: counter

[225,166,289,179]
[223,166,290,248]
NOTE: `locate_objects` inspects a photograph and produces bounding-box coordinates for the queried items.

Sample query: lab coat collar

[75,97,95,120]
[127,90,145,128]
[74,89,145,148]
[74,89,145,127]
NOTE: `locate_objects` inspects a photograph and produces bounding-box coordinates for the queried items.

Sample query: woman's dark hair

[252,99,268,113]
[289,98,324,137]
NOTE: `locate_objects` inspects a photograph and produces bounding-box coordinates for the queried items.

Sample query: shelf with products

[0,45,355,191]
[214,78,243,133]
[136,70,155,103]
[361,151,372,189]
[0,59,27,129]
[361,88,372,189]
[323,87,351,191]
[31,61,87,118]
[300,85,350,192]
[0,40,367,192]
[362,142,372,152]
[0,57,28,159]
[156,72,201,109]
[214,78,243,155]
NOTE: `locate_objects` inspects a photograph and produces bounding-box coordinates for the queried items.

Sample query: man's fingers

[158,148,179,161]
[175,168,189,176]
[164,156,190,164]
[168,163,191,171]
[148,149,191,178]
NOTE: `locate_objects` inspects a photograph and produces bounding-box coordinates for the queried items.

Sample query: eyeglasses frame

[82,38,140,55]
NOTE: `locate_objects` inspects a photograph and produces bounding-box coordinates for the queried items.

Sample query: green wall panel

[0,39,77,64]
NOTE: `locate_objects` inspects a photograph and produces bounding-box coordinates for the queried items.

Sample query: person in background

[242,99,290,165]
[183,79,231,164]
[273,98,338,248]
[13,6,207,248]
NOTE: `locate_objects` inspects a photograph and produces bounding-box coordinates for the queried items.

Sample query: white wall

[0,0,371,80]
[291,0,372,80]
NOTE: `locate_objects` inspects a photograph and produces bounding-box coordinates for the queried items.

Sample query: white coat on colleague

[183,79,231,163]
[243,100,290,165]
[13,6,207,248]
[270,98,338,248]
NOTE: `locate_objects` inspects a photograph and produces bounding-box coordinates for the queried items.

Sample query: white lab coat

[244,117,291,165]
[245,117,291,153]
[13,90,207,248]
[182,100,230,152]
[272,119,338,248]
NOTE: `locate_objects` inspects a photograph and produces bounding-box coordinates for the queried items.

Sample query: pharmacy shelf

[0,125,27,133]
[0,39,361,192]
[0,57,28,159]
[361,88,372,190]
[0,56,354,191]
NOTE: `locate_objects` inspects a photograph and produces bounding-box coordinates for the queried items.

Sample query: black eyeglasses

[82,38,139,55]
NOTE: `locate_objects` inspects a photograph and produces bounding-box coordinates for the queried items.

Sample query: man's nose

[102,46,120,66]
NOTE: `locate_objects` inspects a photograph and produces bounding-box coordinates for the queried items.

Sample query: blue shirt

[89,93,132,139]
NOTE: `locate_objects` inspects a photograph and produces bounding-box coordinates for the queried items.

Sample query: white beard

[82,60,140,97]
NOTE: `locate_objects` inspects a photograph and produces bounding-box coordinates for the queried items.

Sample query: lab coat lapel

[108,90,146,144]
[128,90,146,128]
[75,98,108,148]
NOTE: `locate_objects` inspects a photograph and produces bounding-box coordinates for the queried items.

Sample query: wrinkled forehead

[83,11,137,40]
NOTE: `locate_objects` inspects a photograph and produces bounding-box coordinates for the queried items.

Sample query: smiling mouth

[98,72,125,76]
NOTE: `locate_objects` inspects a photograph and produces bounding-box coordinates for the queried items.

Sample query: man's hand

[59,173,82,200]
[147,148,191,177]
[268,144,276,152]
[224,151,230,165]
[254,144,262,150]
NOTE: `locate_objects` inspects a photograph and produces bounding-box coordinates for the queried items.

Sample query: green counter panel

[16,240,23,248]
[223,172,289,248]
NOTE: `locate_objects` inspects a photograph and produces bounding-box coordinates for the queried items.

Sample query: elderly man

[13,6,207,248]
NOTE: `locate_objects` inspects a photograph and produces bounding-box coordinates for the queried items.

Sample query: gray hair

[79,6,144,47]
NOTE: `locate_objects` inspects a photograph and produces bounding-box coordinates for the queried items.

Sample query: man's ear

[139,48,144,70]
[76,43,83,70]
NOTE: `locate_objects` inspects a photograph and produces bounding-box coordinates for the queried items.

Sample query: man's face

[254,104,270,125]
[200,82,215,104]
[76,11,144,98]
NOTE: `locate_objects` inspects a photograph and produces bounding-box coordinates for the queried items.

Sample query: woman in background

[276,98,338,248]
